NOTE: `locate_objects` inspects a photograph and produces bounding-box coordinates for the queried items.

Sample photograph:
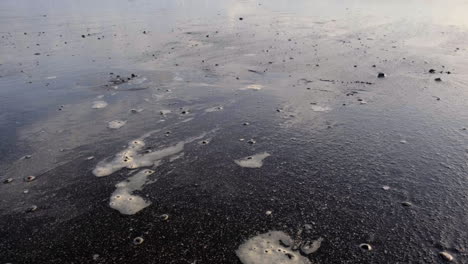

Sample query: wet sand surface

[1,0,468,263]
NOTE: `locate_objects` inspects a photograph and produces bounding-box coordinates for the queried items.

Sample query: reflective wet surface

[1,0,468,263]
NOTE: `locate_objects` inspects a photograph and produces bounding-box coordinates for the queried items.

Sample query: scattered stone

[377,72,386,78]
[243,122,250,126]
[239,17,243,20]
[25,175,36,182]
[81,35,85,38]
[382,185,390,190]
[359,243,372,251]
[133,237,144,245]
[86,156,95,160]
[300,238,323,255]
[265,210,272,215]
[26,205,38,213]
[160,214,169,221]
[247,139,256,145]
[439,251,454,261]
[130,108,143,114]
[23,155,32,159]
[3,178,13,184]
[429,69,436,73]
[435,78,442,82]
[401,201,412,207]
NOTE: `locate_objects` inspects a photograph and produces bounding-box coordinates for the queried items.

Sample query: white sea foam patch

[93,133,207,177]
[235,152,270,168]
[92,101,108,109]
[109,169,154,215]
[108,120,127,129]
[205,106,224,112]
[240,84,263,91]
[310,105,331,112]
[93,140,184,177]
[236,231,311,264]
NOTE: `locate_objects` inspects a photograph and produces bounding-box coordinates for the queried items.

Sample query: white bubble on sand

[46,76,57,80]
[160,110,171,115]
[235,152,271,168]
[109,169,154,215]
[108,120,127,129]
[236,231,312,264]
[92,101,108,109]
[310,105,331,112]
[241,84,263,91]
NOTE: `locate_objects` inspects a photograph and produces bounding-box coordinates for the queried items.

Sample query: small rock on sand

[439,251,453,261]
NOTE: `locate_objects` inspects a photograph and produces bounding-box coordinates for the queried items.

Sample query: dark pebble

[401,201,412,207]
[25,175,36,182]
[133,237,144,245]
[3,178,13,184]
[26,205,38,213]
[359,243,372,251]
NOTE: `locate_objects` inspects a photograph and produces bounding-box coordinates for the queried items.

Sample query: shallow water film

[1,0,468,263]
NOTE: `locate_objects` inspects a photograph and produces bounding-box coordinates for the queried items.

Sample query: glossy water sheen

[1,0,468,263]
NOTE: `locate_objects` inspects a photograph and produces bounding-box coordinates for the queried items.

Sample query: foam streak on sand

[109,169,154,215]
[240,84,263,90]
[235,152,270,168]
[236,231,311,264]
[93,132,207,177]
